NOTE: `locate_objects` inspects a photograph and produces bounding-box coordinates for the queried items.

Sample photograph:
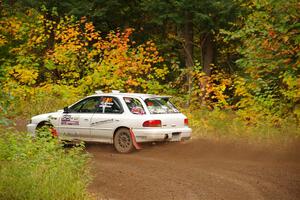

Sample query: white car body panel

[90,113,125,143]
[59,113,93,138]
[27,92,192,144]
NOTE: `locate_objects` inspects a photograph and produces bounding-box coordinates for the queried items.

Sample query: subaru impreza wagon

[27,91,192,153]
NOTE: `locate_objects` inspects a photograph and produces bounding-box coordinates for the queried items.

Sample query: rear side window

[96,96,123,114]
[123,97,146,115]
[145,98,179,114]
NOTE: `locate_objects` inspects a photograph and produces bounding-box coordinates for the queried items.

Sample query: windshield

[144,98,179,114]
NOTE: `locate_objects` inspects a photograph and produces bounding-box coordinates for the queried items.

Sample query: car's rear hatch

[143,97,187,129]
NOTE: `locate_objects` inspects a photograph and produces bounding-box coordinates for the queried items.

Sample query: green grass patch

[184,108,300,144]
[0,129,92,200]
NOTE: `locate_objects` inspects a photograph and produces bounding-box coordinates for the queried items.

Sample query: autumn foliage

[0,9,168,117]
[0,0,299,129]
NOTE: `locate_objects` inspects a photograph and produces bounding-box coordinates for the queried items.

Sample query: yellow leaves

[29,35,46,46]
[85,22,95,32]
[79,28,166,92]
[283,74,297,88]
[192,70,234,109]
[8,65,38,86]
[234,78,249,97]
[2,10,167,95]
[126,79,139,87]
[0,35,7,46]
[0,16,23,41]
[282,35,289,43]
[280,73,300,102]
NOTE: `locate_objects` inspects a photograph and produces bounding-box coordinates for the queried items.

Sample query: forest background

[0,0,299,140]
[0,1,299,198]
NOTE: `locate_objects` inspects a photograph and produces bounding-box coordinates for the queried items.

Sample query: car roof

[89,92,171,100]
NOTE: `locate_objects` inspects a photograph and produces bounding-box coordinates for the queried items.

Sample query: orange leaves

[268,30,276,38]
[36,15,167,93]
[2,17,22,36]
[1,8,168,97]
[191,68,233,109]
[0,16,24,44]
[80,27,167,93]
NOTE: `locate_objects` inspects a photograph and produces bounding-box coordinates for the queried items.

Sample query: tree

[229,0,300,121]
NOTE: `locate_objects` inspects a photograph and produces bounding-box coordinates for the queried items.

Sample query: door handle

[84,119,89,121]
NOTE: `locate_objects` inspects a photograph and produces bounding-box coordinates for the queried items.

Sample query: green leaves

[228,0,300,122]
[0,131,91,200]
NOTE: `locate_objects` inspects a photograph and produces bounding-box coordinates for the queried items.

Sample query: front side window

[68,97,99,113]
[123,97,146,115]
[144,98,179,114]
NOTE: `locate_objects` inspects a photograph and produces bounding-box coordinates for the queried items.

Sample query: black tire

[36,122,54,138]
[113,128,134,153]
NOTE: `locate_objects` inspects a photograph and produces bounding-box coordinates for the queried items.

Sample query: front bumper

[132,127,192,143]
[27,123,38,136]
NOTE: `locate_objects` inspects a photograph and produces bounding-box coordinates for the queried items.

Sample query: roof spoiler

[95,90,121,94]
[95,90,103,94]
[141,95,172,100]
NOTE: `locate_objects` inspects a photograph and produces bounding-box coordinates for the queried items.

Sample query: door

[90,96,124,143]
[59,97,99,139]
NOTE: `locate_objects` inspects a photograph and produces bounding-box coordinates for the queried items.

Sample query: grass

[0,129,92,200]
[183,108,300,145]
[1,91,299,200]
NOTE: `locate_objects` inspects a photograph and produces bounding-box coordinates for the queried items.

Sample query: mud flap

[129,128,141,150]
[50,128,58,137]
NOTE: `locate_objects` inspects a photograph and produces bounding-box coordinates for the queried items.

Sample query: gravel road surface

[87,139,300,200]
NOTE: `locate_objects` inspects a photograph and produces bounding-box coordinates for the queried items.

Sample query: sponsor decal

[99,102,113,108]
[90,119,117,126]
[61,115,80,125]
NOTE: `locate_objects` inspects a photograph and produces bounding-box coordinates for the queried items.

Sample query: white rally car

[27,91,192,153]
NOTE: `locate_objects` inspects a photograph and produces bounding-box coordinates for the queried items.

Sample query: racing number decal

[98,97,114,113]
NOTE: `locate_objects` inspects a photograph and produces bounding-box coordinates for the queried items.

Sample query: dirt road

[87,139,300,200]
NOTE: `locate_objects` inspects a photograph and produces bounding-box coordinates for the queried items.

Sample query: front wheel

[36,122,57,138]
[113,128,134,153]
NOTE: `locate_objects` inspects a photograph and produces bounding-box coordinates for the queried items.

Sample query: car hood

[31,110,63,123]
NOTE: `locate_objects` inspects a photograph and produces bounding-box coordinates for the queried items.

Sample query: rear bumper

[132,127,192,142]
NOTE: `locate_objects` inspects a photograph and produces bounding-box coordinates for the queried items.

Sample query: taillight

[184,118,188,126]
[143,120,162,127]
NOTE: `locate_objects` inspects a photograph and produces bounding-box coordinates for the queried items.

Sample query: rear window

[144,98,179,114]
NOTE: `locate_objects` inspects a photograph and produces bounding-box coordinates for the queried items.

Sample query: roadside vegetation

[0,1,298,132]
[0,128,91,200]
[185,109,299,143]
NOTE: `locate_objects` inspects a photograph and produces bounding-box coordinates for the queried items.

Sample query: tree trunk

[199,33,214,106]
[8,0,16,6]
[201,33,214,76]
[183,11,194,107]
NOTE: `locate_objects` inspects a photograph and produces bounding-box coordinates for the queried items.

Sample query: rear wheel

[114,128,134,153]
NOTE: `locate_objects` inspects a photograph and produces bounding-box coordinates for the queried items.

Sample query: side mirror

[63,106,69,113]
